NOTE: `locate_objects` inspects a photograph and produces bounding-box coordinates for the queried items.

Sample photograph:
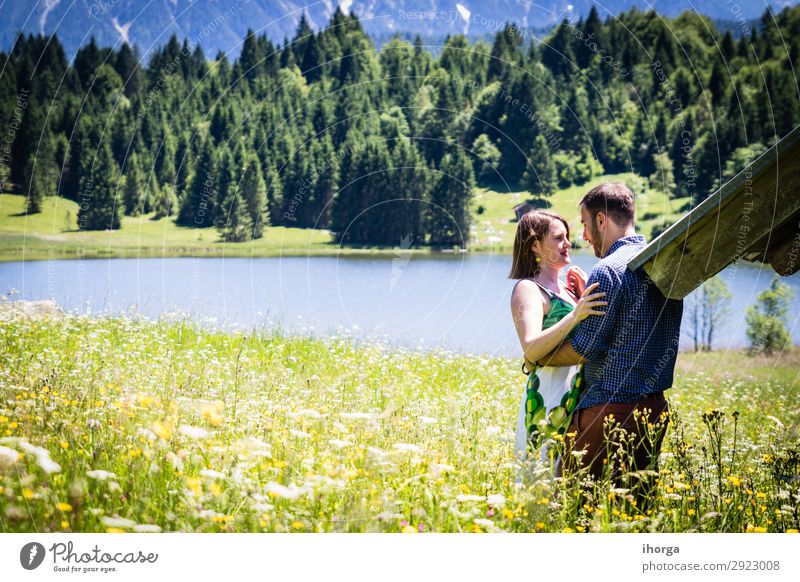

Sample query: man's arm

[537,340,586,367]
[538,264,621,367]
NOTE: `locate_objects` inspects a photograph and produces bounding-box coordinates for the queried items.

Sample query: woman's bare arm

[511,280,606,367]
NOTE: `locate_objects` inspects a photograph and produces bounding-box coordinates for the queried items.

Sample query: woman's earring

[535,257,541,263]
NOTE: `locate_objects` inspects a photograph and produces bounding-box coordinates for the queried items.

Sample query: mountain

[2,0,798,62]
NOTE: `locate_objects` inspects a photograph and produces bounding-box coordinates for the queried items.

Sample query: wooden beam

[628,126,800,299]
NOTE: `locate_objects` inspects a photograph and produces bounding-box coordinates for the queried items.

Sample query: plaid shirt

[570,235,683,410]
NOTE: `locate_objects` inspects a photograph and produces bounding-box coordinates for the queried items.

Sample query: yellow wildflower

[151,421,173,441]
[56,502,73,512]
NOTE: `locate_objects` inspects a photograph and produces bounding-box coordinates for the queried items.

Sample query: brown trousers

[558,392,669,502]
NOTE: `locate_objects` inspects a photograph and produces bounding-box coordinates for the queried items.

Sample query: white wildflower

[265,481,308,500]
[178,425,209,439]
[328,439,353,449]
[166,452,183,471]
[486,494,506,508]
[290,429,311,439]
[485,426,502,436]
[393,443,422,453]
[133,524,162,533]
[419,416,438,425]
[199,469,225,480]
[430,463,454,477]
[0,446,19,470]
[86,470,118,481]
[339,412,375,420]
[18,441,61,474]
[137,428,157,441]
[367,446,388,459]
[295,409,322,418]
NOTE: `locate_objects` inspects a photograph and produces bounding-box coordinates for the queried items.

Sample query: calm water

[1,253,799,356]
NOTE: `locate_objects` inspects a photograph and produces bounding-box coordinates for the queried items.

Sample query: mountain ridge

[2,1,798,62]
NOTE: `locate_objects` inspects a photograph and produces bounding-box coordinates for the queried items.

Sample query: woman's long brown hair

[508,210,570,279]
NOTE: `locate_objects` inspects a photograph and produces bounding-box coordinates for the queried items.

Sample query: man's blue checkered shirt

[570,235,683,410]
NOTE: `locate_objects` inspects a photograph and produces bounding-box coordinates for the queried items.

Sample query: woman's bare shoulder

[511,279,547,307]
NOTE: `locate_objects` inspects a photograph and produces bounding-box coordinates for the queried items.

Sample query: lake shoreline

[0,243,504,263]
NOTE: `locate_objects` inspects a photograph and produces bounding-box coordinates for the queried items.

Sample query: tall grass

[0,314,797,533]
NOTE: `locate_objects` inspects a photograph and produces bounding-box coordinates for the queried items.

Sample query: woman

[509,210,606,465]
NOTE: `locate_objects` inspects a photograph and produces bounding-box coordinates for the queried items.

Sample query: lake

[1,253,799,357]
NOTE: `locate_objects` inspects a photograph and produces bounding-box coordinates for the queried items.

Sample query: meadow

[0,173,689,261]
[0,312,798,533]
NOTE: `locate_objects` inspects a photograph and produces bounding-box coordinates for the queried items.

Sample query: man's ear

[595,211,606,230]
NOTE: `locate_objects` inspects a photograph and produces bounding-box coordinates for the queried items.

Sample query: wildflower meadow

[1,313,798,533]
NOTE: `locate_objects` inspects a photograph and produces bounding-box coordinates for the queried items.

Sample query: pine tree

[540,20,576,79]
[427,149,475,247]
[214,151,252,242]
[240,29,263,81]
[177,140,216,227]
[77,140,122,230]
[241,160,269,238]
[23,115,60,213]
[123,153,146,215]
[265,166,284,226]
[152,183,178,219]
[522,135,557,198]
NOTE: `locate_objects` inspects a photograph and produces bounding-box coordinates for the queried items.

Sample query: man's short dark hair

[580,182,635,226]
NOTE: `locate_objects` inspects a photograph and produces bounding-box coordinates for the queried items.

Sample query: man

[539,182,682,498]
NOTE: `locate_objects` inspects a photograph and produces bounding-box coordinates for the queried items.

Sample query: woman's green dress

[521,286,584,448]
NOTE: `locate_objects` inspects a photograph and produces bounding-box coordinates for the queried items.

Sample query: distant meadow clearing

[0,314,798,533]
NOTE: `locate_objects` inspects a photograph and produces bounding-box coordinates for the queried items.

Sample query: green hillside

[1,174,689,261]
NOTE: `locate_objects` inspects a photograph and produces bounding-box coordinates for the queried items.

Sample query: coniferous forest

[1,6,799,246]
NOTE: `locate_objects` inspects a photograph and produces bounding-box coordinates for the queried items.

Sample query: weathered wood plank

[628,126,800,299]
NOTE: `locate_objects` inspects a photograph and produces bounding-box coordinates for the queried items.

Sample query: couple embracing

[510,183,683,497]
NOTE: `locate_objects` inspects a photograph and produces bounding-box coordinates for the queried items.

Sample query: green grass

[1,314,798,533]
[0,194,337,261]
[1,174,690,260]
[471,173,690,252]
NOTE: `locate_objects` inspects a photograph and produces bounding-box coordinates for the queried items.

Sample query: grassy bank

[1,314,797,533]
[0,174,689,261]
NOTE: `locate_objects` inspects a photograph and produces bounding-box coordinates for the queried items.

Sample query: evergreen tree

[177,140,216,227]
[23,115,59,213]
[123,153,146,215]
[427,149,475,247]
[540,20,576,79]
[241,160,269,238]
[471,134,502,184]
[265,165,285,226]
[522,135,557,198]
[214,151,252,242]
[77,140,122,230]
[152,183,178,219]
